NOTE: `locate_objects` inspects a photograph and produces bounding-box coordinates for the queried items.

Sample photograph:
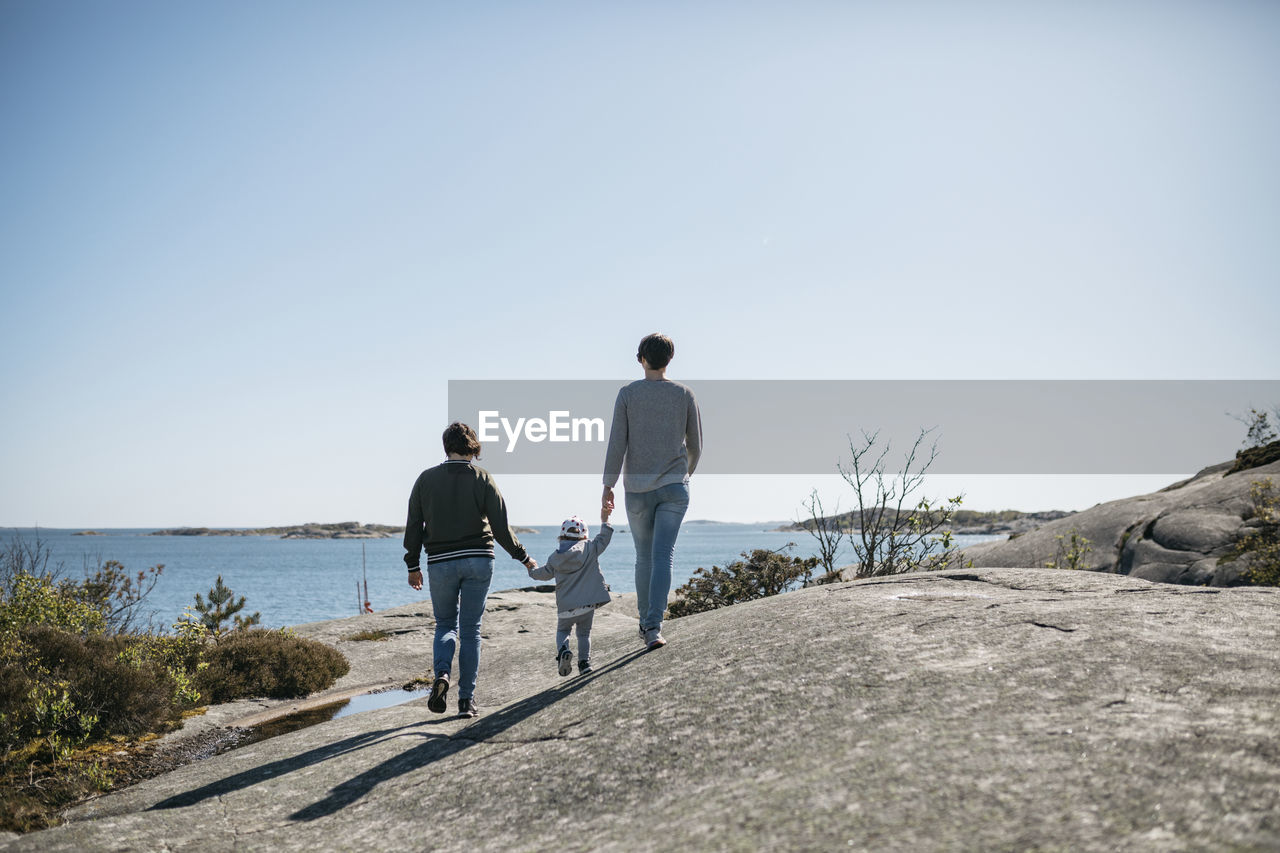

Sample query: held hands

[602,485,615,514]
[523,556,538,571]
[408,568,423,591]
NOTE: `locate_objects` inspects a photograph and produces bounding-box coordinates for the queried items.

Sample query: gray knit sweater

[602,378,702,494]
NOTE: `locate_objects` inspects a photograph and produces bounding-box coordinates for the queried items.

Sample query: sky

[1,0,1278,527]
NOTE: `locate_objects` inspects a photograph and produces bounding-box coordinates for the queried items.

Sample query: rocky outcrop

[961,459,1279,585]
[6,571,1278,851]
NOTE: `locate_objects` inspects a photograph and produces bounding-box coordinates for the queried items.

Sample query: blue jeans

[625,482,690,631]
[426,556,493,700]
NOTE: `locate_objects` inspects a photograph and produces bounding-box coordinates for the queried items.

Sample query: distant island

[777,509,1075,537]
[150,522,541,539]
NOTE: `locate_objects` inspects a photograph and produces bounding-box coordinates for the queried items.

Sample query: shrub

[1045,529,1093,571]
[838,428,968,577]
[1221,479,1280,586]
[668,547,818,618]
[21,626,181,738]
[196,630,349,703]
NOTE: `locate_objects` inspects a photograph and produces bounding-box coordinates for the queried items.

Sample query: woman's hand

[408,568,423,591]
[602,485,615,513]
[523,557,538,570]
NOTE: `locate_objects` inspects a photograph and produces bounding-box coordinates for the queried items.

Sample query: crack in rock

[1028,621,1076,633]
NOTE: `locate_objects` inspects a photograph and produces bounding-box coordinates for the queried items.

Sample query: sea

[2,525,1003,630]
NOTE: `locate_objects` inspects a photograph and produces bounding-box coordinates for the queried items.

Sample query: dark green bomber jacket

[402,460,528,571]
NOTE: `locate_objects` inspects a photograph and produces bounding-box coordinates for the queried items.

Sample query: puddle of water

[333,688,429,719]
[219,688,429,754]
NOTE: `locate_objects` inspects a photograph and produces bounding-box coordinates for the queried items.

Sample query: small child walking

[527,508,613,676]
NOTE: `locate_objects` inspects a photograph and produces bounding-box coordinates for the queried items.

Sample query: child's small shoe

[578,659,592,675]
[557,645,573,677]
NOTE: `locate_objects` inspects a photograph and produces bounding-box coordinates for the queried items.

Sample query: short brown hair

[637,333,675,369]
[442,422,482,457]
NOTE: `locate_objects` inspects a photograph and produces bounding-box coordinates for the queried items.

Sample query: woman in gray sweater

[602,333,702,650]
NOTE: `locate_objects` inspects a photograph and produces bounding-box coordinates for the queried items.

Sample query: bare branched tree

[837,427,967,577]
[1230,407,1280,449]
[798,489,845,579]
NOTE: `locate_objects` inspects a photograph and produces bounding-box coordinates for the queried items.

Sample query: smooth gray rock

[961,460,1280,585]
[4,570,1278,852]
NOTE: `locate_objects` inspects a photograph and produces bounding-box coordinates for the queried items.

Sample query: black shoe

[427,674,449,714]
[578,660,592,675]
[557,645,573,677]
[458,697,479,718]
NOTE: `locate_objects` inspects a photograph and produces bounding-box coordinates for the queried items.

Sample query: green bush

[668,547,819,618]
[21,626,181,738]
[1222,479,1280,586]
[196,629,349,703]
[1045,529,1093,571]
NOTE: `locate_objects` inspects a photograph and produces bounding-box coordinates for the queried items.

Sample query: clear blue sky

[2,1,1277,527]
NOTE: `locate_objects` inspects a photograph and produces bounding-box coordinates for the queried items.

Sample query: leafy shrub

[20,626,180,737]
[668,547,819,618]
[1045,529,1093,571]
[0,573,105,637]
[196,629,349,703]
[1222,479,1280,586]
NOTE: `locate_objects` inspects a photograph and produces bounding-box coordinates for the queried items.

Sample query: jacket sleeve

[526,560,555,581]
[483,474,529,563]
[685,389,702,476]
[592,524,614,555]
[603,388,628,488]
[403,475,426,571]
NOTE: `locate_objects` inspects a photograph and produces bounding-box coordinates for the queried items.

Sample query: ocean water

[2,526,1002,629]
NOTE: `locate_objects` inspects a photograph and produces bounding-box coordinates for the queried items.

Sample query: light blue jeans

[625,482,690,631]
[426,555,493,701]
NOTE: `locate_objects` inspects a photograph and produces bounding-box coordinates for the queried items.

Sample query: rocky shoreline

[779,509,1075,537]
[8,573,1278,851]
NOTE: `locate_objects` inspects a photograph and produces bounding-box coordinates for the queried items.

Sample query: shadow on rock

[148,647,647,820]
[289,647,647,821]
[149,722,427,811]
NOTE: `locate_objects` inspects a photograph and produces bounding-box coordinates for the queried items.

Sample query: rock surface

[960,460,1280,585]
[3,570,1278,852]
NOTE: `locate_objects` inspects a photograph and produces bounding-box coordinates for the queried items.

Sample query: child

[526,508,613,675]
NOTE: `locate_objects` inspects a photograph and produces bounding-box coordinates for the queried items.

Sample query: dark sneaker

[578,660,592,675]
[557,646,573,677]
[644,628,666,650]
[458,697,479,718]
[427,674,450,714]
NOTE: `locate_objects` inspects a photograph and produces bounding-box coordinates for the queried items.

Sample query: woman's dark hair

[637,333,675,369]
[442,422,482,458]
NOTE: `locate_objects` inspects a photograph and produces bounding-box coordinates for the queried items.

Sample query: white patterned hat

[559,516,588,539]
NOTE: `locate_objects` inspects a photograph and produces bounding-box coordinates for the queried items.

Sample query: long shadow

[150,722,426,810]
[289,647,650,821]
[148,647,648,816]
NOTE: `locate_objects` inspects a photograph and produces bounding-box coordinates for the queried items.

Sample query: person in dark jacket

[404,422,537,718]
[527,508,613,676]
